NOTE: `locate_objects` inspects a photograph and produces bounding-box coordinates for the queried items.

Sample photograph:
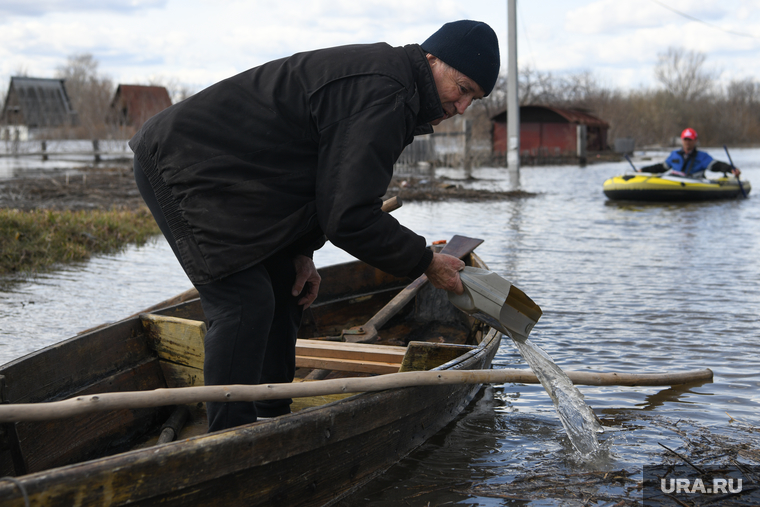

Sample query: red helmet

[681,128,698,140]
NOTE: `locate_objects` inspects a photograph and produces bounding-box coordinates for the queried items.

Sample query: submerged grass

[0,207,161,276]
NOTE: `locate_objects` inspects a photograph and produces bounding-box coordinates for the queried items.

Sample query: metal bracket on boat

[341,326,366,337]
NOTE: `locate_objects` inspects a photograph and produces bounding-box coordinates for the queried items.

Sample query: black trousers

[134,159,302,432]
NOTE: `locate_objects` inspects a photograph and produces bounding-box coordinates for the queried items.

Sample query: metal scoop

[447,267,542,340]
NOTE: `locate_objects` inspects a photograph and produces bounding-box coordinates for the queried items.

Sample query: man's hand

[292,255,321,309]
[425,252,465,295]
[733,167,742,177]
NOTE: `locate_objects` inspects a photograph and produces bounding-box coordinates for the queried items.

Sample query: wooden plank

[290,379,355,412]
[314,261,405,303]
[141,314,206,370]
[0,318,152,404]
[142,314,408,376]
[295,339,406,363]
[159,361,204,388]
[17,360,170,474]
[295,339,404,373]
[294,356,400,374]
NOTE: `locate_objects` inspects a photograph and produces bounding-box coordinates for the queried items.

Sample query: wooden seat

[140,314,408,387]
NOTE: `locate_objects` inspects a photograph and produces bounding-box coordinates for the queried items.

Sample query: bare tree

[654,47,718,101]
[56,53,114,138]
[147,76,196,104]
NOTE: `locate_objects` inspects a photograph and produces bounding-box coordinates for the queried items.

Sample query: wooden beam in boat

[141,314,206,370]
[141,314,408,376]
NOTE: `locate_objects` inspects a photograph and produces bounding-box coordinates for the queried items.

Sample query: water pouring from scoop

[448,267,603,455]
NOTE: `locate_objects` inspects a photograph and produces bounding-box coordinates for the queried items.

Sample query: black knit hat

[421,20,500,96]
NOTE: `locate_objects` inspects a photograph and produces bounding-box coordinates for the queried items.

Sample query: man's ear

[426,53,438,66]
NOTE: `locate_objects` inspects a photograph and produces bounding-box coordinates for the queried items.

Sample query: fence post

[463,120,472,178]
[576,125,587,165]
[11,129,20,156]
[92,139,101,163]
[41,140,48,161]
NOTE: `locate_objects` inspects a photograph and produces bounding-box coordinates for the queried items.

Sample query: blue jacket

[665,149,715,177]
[641,149,732,178]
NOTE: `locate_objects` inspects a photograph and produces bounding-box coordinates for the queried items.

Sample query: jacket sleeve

[310,76,433,279]
[708,160,733,173]
[639,162,668,173]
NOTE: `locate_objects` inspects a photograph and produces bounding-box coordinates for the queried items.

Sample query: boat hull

[0,249,502,506]
[603,173,751,202]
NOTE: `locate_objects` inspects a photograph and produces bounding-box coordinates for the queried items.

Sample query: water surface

[1,147,758,505]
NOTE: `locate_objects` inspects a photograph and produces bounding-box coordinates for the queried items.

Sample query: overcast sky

[1,0,759,96]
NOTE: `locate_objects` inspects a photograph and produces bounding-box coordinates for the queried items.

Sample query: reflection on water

[1,148,759,504]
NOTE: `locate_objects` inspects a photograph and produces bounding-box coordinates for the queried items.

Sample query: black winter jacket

[130,43,442,284]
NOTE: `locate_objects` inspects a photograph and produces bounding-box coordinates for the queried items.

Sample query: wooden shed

[108,84,172,130]
[1,77,77,129]
[491,105,610,164]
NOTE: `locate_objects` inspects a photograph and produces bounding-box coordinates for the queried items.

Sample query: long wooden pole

[0,368,712,423]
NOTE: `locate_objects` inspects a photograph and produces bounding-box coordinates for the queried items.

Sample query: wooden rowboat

[0,236,503,506]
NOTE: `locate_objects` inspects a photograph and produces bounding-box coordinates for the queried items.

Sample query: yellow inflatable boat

[603,173,751,201]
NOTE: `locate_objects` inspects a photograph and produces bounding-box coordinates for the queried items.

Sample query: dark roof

[109,84,172,127]
[1,77,77,128]
[491,104,609,128]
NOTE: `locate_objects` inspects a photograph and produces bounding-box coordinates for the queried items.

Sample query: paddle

[624,154,639,172]
[0,368,713,423]
[723,145,747,198]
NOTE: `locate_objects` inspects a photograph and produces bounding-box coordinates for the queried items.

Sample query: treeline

[3,48,758,148]
[468,46,760,149]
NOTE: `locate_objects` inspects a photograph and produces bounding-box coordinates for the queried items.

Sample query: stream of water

[1,147,759,505]
[509,335,604,456]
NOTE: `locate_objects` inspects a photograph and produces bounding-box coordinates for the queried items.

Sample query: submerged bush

[0,208,161,275]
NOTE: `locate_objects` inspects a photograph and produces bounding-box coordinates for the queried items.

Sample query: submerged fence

[2,120,484,173]
[393,120,482,177]
[0,139,133,164]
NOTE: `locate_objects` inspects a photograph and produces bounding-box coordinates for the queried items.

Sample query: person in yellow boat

[639,128,741,178]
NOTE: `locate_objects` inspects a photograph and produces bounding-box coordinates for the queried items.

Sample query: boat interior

[0,251,490,477]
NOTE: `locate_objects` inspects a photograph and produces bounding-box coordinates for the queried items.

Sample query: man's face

[427,54,485,126]
[681,136,696,153]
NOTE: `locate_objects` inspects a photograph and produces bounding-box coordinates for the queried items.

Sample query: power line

[650,0,759,39]
[517,1,537,70]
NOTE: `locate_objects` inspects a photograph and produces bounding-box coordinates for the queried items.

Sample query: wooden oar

[0,368,712,423]
[380,195,402,213]
[344,234,484,343]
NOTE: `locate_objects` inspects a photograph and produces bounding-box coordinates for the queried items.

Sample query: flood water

[1,147,759,505]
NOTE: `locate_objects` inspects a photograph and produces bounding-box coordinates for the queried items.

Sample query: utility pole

[507,0,520,178]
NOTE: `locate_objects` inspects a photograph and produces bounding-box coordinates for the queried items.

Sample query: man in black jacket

[131,20,501,432]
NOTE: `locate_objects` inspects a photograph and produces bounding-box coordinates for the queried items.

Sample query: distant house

[1,77,78,137]
[491,105,610,164]
[108,84,172,130]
